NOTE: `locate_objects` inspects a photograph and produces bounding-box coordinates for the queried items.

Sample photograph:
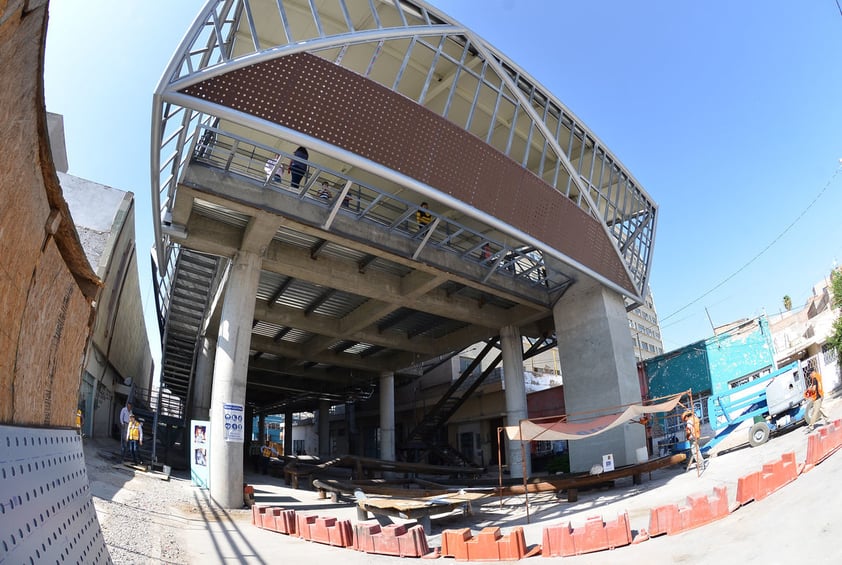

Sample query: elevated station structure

[152,0,658,507]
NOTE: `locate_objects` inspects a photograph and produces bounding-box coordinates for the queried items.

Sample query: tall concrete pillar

[501,325,530,478]
[318,400,330,460]
[257,414,266,443]
[208,252,261,508]
[346,402,358,456]
[284,410,294,456]
[553,281,645,472]
[379,372,395,461]
[192,336,216,421]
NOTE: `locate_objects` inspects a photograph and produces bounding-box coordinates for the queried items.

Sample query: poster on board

[190,420,210,489]
[223,403,245,442]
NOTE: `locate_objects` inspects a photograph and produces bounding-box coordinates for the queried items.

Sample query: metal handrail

[189,124,561,292]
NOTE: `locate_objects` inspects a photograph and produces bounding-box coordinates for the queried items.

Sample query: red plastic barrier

[309,516,354,547]
[295,514,317,540]
[353,522,432,558]
[803,420,842,473]
[252,504,268,526]
[441,528,472,560]
[648,486,729,536]
[272,508,297,535]
[736,452,797,506]
[441,526,527,561]
[542,513,632,557]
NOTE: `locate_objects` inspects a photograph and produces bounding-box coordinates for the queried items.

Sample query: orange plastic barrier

[441,526,527,561]
[648,486,729,536]
[802,420,842,473]
[542,513,632,557]
[353,522,432,558]
[736,452,798,506]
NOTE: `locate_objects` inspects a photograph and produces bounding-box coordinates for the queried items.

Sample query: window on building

[293,439,306,455]
[823,343,838,365]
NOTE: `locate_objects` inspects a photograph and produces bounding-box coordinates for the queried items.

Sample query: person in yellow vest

[415,202,432,232]
[75,408,84,437]
[260,439,278,475]
[126,415,143,463]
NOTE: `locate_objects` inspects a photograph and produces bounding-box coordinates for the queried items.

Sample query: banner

[223,403,245,442]
[190,420,210,489]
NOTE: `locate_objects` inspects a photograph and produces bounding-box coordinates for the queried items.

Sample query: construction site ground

[85,396,842,564]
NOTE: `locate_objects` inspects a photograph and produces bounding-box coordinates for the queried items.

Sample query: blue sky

[44,1,842,360]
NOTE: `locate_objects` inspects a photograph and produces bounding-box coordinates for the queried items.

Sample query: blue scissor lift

[702,361,807,454]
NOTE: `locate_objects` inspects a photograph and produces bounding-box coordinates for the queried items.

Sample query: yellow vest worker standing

[127,415,143,464]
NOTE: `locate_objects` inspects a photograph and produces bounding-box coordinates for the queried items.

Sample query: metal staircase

[157,248,221,404]
[152,246,223,466]
[401,334,556,468]
[402,340,500,467]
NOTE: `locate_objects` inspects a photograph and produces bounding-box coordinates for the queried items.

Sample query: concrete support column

[501,325,530,478]
[258,414,266,443]
[284,410,294,456]
[318,400,331,460]
[552,281,645,472]
[192,337,216,421]
[208,252,261,508]
[379,372,396,462]
[346,402,358,456]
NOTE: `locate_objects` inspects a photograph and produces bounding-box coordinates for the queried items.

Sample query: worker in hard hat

[682,409,705,472]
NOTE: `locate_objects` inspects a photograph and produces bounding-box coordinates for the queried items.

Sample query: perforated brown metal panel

[181,53,633,292]
[0,425,110,564]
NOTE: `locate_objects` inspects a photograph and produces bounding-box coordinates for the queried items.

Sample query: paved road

[176,397,842,564]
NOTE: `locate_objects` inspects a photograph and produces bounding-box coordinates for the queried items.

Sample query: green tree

[783,295,792,311]
[827,268,842,358]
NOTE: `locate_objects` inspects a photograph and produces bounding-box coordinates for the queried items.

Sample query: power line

[659,164,842,325]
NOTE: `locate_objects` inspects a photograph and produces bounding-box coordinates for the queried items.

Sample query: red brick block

[441,528,472,560]
[543,513,632,557]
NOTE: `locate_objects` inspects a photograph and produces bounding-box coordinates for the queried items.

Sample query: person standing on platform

[289,146,309,188]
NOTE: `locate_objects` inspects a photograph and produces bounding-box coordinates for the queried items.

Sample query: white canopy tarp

[504,392,686,441]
